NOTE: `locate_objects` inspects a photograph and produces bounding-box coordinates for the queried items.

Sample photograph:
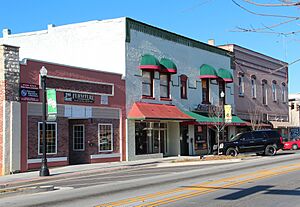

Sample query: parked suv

[214,130,284,156]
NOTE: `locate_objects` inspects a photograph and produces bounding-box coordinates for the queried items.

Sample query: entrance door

[69,122,89,165]
[209,128,216,154]
[180,125,189,156]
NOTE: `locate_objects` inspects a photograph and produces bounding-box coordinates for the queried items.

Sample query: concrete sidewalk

[0,156,245,188]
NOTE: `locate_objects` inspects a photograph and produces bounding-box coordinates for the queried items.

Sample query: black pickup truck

[214,130,284,156]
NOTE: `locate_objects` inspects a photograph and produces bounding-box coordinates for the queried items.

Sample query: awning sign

[224,105,232,123]
[47,89,57,115]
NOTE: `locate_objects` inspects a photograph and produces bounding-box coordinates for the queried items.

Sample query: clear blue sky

[1,0,299,93]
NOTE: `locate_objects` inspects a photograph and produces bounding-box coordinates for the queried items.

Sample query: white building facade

[1,17,242,161]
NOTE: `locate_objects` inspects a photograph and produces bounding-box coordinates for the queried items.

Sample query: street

[0,151,300,207]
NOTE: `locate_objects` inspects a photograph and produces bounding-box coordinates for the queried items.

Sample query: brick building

[0,44,125,175]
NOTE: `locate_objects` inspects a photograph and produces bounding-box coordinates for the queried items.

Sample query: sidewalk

[0,155,245,188]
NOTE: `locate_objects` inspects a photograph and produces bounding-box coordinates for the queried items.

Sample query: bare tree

[231,0,300,35]
[208,105,227,155]
[248,104,263,130]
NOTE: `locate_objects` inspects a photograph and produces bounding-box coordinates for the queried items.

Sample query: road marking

[95,162,300,207]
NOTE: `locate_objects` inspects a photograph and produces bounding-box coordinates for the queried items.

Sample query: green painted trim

[126,18,231,57]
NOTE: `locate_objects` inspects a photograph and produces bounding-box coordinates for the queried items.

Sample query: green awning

[218,68,233,83]
[199,64,218,79]
[139,54,160,70]
[183,111,246,126]
[160,58,177,74]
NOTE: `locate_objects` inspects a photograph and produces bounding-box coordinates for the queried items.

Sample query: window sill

[142,96,155,100]
[160,97,172,101]
[181,97,188,100]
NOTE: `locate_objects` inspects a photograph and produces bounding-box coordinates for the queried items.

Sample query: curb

[0,185,54,198]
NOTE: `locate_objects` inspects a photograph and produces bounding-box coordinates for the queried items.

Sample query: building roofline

[126,17,232,57]
[219,43,288,65]
[20,58,124,77]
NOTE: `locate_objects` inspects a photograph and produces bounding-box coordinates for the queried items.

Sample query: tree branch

[243,0,300,7]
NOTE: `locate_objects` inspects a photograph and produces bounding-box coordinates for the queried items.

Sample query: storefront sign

[195,104,216,113]
[20,83,39,102]
[64,92,95,103]
[224,104,232,123]
[47,89,57,122]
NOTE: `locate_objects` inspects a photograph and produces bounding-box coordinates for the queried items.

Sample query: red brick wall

[21,59,126,166]
[27,116,69,159]
[69,118,120,164]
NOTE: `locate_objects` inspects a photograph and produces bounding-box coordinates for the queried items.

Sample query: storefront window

[38,122,57,154]
[135,122,167,155]
[194,125,208,153]
[98,124,113,151]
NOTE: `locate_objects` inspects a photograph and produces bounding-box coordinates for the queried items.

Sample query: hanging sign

[19,83,39,102]
[47,89,57,121]
[224,105,232,123]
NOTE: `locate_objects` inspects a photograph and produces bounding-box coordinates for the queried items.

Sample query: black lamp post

[220,91,225,141]
[39,66,50,176]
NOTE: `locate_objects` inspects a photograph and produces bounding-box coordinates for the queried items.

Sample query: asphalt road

[1,151,300,207]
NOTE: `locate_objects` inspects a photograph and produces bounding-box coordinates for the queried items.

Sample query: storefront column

[168,122,180,156]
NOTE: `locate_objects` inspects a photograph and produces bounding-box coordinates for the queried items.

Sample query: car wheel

[265,145,277,156]
[226,148,238,157]
[292,144,298,150]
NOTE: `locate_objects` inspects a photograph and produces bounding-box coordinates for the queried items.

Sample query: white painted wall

[0,18,127,75]
[10,102,21,173]
[125,29,234,114]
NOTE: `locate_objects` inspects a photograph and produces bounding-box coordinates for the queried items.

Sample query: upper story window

[251,75,257,98]
[262,80,268,105]
[160,73,170,98]
[272,80,277,102]
[238,74,245,96]
[282,83,286,103]
[202,79,210,104]
[142,70,154,97]
[219,80,225,105]
[180,75,188,99]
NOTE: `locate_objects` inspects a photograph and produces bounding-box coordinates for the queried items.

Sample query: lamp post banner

[224,105,232,123]
[46,89,57,115]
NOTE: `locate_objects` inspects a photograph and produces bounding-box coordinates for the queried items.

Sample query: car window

[253,131,267,139]
[265,131,281,138]
[240,132,253,140]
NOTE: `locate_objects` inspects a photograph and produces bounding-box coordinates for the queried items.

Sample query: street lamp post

[39,66,50,176]
[220,91,225,141]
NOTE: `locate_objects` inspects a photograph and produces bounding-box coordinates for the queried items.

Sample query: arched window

[262,80,268,105]
[282,83,286,103]
[238,73,245,96]
[180,75,188,99]
[251,75,256,98]
[272,80,277,102]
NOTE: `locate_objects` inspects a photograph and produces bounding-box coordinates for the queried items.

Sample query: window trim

[73,124,85,151]
[180,75,188,99]
[160,73,170,98]
[142,70,154,98]
[202,79,210,104]
[38,122,58,155]
[251,76,257,99]
[272,81,277,102]
[238,74,245,96]
[98,123,113,152]
[282,83,286,103]
[262,80,268,106]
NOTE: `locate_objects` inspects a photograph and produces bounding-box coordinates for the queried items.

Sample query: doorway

[209,128,217,154]
[69,120,89,165]
[180,125,189,156]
